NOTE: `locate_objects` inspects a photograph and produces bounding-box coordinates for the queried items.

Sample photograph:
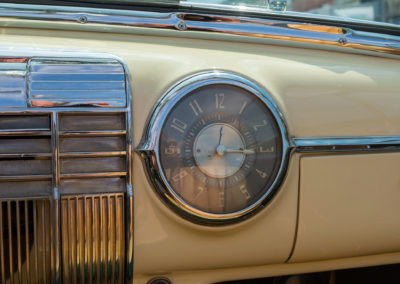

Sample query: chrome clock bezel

[138,71,291,225]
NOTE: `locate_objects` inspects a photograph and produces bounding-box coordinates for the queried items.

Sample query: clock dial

[159,84,283,215]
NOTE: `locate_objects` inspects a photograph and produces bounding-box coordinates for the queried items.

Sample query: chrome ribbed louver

[61,194,125,283]
[0,54,133,283]
[58,113,128,194]
[0,199,52,284]
[28,59,126,108]
[0,114,52,197]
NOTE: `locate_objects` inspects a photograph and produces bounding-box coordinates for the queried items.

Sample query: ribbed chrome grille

[0,114,52,198]
[58,113,128,195]
[28,59,127,108]
[61,194,125,283]
[0,54,133,283]
[0,199,52,284]
[0,111,133,283]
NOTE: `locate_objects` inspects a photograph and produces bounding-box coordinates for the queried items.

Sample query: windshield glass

[11,0,400,26]
[183,0,400,25]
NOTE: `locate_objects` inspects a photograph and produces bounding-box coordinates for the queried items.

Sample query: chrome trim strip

[59,151,127,158]
[0,3,399,57]
[51,111,61,283]
[181,1,400,30]
[294,136,400,153]
[0,175,53,181]
[60,172,127,179]
[59,130,126,136]
[0,130,51,136]
[123,54,134,281]
[0,153,52,158]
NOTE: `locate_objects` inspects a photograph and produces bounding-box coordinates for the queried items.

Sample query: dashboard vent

[58,112,127,195]
[0,114,52,198]
[28,59,127,107]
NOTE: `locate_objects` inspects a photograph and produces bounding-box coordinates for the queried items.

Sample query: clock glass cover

[157,81,284,218]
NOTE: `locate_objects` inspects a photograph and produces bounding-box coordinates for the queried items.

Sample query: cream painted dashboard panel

[291,153,400,263]
[0,25,399,278]
[2,28,400,140]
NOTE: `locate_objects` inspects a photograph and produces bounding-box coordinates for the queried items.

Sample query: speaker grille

[0,199,52,284]
[61,193,125,283]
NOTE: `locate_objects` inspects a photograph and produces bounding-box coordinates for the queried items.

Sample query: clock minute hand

[216,126,226,157]
[225,148,255,154]
[218,126,224,145]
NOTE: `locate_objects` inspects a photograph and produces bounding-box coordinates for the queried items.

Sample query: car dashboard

[0,2,399,284]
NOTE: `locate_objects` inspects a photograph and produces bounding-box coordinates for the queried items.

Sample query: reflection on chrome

[0,52,134,283]
[0,3,398,58]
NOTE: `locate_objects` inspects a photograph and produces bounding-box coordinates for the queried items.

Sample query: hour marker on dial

[239,185,251,200]
[256,169,268,179]
[189,99,203,116]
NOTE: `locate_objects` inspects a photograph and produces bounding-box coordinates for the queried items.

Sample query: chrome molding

[0,51,133,282]
[138,71,292,225]
[294,136,400,153]
[0,3,399,57]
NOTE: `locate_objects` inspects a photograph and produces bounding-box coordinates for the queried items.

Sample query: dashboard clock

[138,71,290,225]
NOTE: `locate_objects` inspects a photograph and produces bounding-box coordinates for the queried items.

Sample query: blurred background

[187,0,400,24]
[289,0,400,24]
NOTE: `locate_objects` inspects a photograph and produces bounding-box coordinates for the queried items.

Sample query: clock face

[158,83,283,216]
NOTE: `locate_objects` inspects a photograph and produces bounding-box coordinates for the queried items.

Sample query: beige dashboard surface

[291,153,400,263]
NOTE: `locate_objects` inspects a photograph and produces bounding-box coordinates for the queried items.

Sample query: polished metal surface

[28,58,127,108]
[294,136,400,153]
[0,52,133,281]
[0,62,26,108]
[0,198,52,283]
[0,3,399,57]
[138,71,291,225]
[51,111,61,283]
[61,193,125,283]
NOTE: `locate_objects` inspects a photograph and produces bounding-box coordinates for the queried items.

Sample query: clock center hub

[193,123,245,179]
[216,144,226,156]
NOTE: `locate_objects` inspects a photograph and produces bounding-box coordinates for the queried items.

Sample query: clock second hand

[225,148,255,154]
